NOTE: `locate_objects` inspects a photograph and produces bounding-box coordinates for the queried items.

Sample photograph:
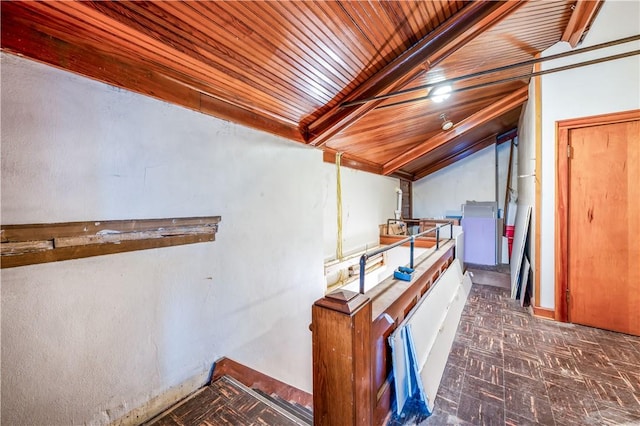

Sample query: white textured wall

[536,1,640,308]
[413,144,504,218]
[1,53,327,425]
[322,163,399,260]
[497,141,515,214]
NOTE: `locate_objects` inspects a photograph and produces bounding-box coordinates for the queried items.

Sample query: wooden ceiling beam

[562,0,603,48]
[322,149,383,175]
[382,86,529,175]
[306,0,525,147]
[412,134,497,181]
[390,170,416,182]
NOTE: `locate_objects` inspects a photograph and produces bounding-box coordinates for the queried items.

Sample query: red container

[505,225,515,238]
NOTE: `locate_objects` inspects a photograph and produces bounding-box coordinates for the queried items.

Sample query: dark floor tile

[420,411,473,425]
[439,363,465,396]
[531,329,565,346]
[505,387,555,425]
[211,405,254,425]
[456,319,475,339]
[460,374,504,406]
[433,394,459,417]
[560,325,600,343]
[591,327,638,343]
[598,405,640,425]
[541,368,589,393]
[534,336,572,353]
[255,405,300,426]
[503,349,543,380]
[505,410,547,426]
[466,294,481,304]
[447,340,471,369]
[457,394,504,426]
[413,282,640,426]
[568,345,613,370]
[565,340,604,354]
[475,313,503,331]
[546,382,601,425]
[578,364,630,388]
[438,384,461,408]
[599,340,640,366]
[502,328,536,351]
[477,300,503,315]
[624,335,640,353]
[536,350,581,378]
[470,328,504,357]
[466,350,504,386]
[460,312,478,323]
[552,409,602,426]
[560,327,593,340]
[531,317,562,333]
[583,375,640,414]
[504,370,546,395]
[618,369,640,393]
[501,312,532,329]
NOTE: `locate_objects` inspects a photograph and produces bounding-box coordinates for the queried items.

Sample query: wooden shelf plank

[1,216,220,268]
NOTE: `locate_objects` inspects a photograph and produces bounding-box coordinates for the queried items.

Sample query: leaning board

[389,259,472,413]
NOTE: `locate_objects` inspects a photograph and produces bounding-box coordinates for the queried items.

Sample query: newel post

[312,289,373,425]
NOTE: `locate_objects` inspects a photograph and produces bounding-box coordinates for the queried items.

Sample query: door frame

[555,109,640,322]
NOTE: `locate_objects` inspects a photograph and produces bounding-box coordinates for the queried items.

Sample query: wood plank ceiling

[1,1,599,180]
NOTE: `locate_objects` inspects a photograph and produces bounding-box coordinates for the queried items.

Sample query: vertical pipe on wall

[395,187,403,220]
[534,58,543,312]
[495,140,499,209]
[336,152,344,260]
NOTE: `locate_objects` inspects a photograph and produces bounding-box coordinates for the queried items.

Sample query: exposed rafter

[305,0,526,147]
[562,0,603,47]
[322,150,383,175]
[382,86,529,176]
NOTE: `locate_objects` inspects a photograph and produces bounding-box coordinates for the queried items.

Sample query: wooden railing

[311,241,456,425]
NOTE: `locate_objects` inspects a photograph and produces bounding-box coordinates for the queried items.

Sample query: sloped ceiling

[1,1,601,180]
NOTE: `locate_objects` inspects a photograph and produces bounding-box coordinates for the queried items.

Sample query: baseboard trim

[531,305,555,320]
[212,357,312,408]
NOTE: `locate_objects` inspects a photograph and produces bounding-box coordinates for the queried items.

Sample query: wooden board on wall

[1,216,221,268]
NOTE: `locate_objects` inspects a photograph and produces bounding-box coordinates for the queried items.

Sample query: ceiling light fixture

[432,85,452,103]
[440,113,454,131]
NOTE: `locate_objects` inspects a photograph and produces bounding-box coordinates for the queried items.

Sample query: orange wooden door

[567,119,639,335]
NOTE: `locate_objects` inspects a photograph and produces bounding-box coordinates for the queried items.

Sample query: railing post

[410,236,415,269]
[436,226,440,250]
[312,290,372,425]
[359,254,368,294]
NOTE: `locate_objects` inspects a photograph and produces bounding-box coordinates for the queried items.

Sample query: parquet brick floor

[422,284,640,425]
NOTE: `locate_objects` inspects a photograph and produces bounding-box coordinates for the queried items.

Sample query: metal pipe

[359,254,368,294]
[340,35,640,108]
[376,49,640,110]
[410,236,415,269]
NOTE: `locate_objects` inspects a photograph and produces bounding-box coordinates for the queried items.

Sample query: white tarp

[388,259,472,415]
